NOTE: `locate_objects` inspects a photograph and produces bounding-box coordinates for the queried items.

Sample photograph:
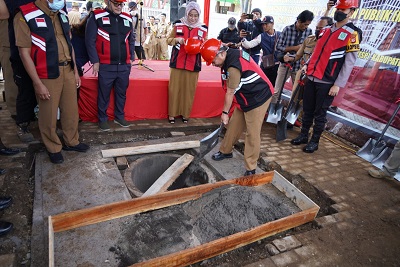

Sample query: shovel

[286,74,306,125]
[371,147,393,169]
[356,99,400,162]
[199,123,224,157]
[266,63,292,124]
[276,74,303,142]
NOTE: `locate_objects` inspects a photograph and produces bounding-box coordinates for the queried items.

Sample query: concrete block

[265,243,280,255]
[330,202,350,212]
[170,131,186,137]
[332,211,352,221]
[314,215,337,227]
[293,244,318,258]
[272,236,302,252]
[0,254,15,267]
[270,250,300,267]
[116,156,129,170]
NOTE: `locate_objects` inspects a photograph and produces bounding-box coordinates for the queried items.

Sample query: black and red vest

[307,22,362,83]
[19,3,72,79]
[93,9,133,64]
[169,21,208,72]
[222,49,273,112]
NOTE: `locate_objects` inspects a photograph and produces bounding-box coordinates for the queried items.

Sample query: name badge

[102,17,110,25]
[241,50,250,61]
[198,30,203,37]
[124,19,130,27]
[338,32,347,41]
[60,14,68,24]
[35,18,47,27]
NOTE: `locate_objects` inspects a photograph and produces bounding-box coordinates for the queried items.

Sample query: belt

[58,61,71,66]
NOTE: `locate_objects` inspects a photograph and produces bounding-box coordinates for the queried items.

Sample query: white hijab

[180,2,203,28]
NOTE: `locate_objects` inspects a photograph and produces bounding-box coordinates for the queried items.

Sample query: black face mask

[315,30,321,39]
[334,11,348,22]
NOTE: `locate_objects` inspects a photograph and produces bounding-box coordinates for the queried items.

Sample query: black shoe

[244,169,256,176]
[290,134,308,145]
[287,123,293,129]
[0,221,13,236]
[48,152,64,164]
[211,151,233,161]
[63,143,90,152]
[0,197,12,210]
[0,147,21,156]
[303,142,319,153]
[0,169,5,175]
[182,117,189,123]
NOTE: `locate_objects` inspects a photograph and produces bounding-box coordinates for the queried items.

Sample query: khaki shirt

[14,0,71,62]
[156,21,168,38]
[296,35,317,66]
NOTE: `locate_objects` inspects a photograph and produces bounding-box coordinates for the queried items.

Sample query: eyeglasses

[110,1,125,7]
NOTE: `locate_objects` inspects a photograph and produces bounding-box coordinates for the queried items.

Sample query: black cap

[128,2,137,9]
[228,17,236,25]
[251,8,262,16]
[261,16,274,24]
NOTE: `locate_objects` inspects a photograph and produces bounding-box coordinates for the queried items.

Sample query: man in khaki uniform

[67,1,80,25]
[156,13,169,60]
[0,1,18,117]
[149,16,158,59]
[15,0,89,164]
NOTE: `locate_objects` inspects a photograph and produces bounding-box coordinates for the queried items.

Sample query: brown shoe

[368,169,393,180]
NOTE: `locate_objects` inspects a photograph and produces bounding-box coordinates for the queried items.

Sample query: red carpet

[78,61,225,122]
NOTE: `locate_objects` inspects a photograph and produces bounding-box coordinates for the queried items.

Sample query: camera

[245,31,251,36]
[246,14,254,20]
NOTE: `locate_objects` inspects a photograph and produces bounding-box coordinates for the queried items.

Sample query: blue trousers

[97,64,131,122]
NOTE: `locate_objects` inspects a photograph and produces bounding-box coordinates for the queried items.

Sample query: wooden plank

[130,207,319,267]
[48,216,55,267]
[142,154,194,197]
[50,172,274,233]
[101,141,200,158]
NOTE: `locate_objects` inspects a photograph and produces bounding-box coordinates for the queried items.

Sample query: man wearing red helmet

[201,39,273,176]
[291,0,362,153]
[86,0,135,131]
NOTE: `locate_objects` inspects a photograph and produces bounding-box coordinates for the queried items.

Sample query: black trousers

[11,59,37,125]
[301,80,334,142]
[261,64,279,87]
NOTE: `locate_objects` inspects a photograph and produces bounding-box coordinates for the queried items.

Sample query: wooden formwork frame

[48,171,319,267]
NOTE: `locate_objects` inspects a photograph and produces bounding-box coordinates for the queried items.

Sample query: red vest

[19,3,72,79]
[307,23,361,83]
[223,49,273,112]
[93,9,133,64]
[169,21,208,72]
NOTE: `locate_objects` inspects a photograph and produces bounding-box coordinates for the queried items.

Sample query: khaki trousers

[38,65,79,153]
[157,37,169,60]
[220,99,271,171]
[0,20,18,116]
[271,63,296,104]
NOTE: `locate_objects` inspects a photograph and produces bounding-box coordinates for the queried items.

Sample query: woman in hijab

[166,2,208,123]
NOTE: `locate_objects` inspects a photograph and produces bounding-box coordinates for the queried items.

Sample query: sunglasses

[110,1,125,7]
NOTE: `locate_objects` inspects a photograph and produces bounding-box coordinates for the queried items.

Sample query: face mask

[315,30,320,39]
[334,11,348,22]
[131,10,137,16]
[47,0,65,11]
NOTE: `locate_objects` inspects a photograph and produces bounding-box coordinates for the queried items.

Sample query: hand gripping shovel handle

[374,101,400,148]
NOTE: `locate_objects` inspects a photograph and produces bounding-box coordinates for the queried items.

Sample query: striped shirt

[276,23,312,72]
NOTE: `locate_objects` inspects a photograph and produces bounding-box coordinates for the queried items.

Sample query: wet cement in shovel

[111,184,301,266]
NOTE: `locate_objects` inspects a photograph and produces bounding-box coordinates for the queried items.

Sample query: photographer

[217,17,241,49]
[237,8,263,63]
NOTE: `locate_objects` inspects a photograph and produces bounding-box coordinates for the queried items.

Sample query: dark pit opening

[123,154,211,198]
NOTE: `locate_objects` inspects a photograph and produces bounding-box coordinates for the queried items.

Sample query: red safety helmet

[184,38,202,55]
[335,0,358,9]
[200,38,222,66]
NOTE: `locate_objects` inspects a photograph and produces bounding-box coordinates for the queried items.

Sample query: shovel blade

[286,104,302,125]
[266,103,284,124]
[199,123,224,157]
[371,147,392,169]
[356,138,386,162]
[276,119,288,142]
